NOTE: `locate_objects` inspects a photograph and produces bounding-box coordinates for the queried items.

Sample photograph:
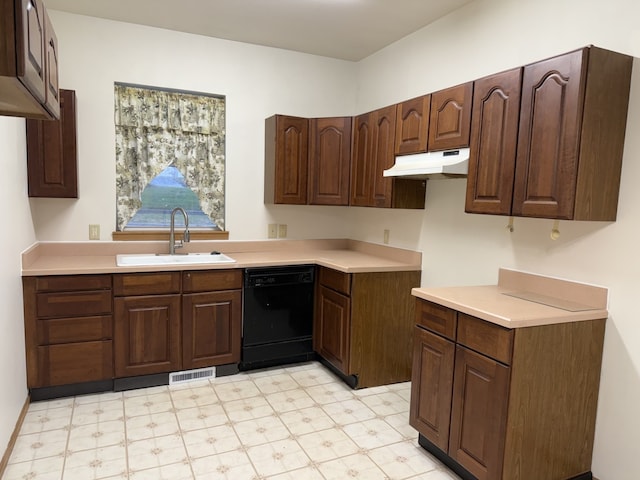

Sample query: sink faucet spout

[169,207,190,255]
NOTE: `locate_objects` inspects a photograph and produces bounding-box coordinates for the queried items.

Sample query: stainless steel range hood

[383,147,469,179]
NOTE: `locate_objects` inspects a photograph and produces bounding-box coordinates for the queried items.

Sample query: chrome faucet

[169,207,190,254]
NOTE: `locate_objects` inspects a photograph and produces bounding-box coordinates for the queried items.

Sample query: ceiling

[45,0,474,61]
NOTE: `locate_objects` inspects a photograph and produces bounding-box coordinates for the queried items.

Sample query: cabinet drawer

[36,341,113,387]
[416,299,457,341]
[319,267,351,295]
[36,290,112,318]
[113,272,180,296]
[183,269,242,293]
[35,274,111,292]
[37,315,112,345]
[457,313,513,365]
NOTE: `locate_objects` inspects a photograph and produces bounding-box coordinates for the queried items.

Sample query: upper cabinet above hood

[383,147,469,179]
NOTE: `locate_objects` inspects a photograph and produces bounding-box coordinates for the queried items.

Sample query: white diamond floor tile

[2,361,461,480]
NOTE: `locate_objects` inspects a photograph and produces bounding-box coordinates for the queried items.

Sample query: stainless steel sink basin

[116,252,236,267]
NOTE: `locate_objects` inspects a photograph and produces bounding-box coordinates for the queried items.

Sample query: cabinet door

[309,117,352,205]
[428,82,473,151]
[182,290,241,369]
[466,69,522,215]
[449,346,510,480]
[16,0,47,104]
[512,49,586,219]
[409,326,455,452]
[315,286,351,374]
[27,89,77,197]
[350,112,373,206]
[43,8,60,118]
[114,295,181,377]
[370,105,397,208]
[266,115,309,204]
[395,95,430,155]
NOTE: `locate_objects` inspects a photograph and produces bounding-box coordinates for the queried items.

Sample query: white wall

[353,0,640,478]
[0,117,35,457]
[35,12,359,241]
[4,0,639,477]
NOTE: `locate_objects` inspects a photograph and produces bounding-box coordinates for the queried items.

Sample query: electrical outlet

[383,229,390,244]
[89,224,100,240]
[278,224,288,238]
[268,224,277,239]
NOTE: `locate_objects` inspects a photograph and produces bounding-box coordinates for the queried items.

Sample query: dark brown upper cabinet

[395,95,431,155]
[308,117,352,206]
[351,105,425,209]
[264,114,309,205]
[265,114,352,206]
[465,68,522,215]
[428,82,473,151]
[26,89,78,198]
[0,0,60,120]
[512,46,632,221]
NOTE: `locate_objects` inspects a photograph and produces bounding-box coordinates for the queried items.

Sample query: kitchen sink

[116,252,236,267]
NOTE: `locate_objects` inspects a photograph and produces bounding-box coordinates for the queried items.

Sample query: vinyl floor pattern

[2,361,462,479]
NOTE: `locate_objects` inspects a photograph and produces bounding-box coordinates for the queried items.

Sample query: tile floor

[2,361,462,480]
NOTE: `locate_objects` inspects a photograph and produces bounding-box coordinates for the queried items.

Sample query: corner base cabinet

[314,267,421,388]
[410,298,606,480]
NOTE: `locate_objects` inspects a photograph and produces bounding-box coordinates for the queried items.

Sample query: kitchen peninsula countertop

[412,268,608,328]
[21,239,422,276]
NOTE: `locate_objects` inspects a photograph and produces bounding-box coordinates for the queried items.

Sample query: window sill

[112,230,230,241]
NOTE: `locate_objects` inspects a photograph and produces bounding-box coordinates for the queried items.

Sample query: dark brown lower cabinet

[182,290,241,369]
[22,275,113,389]
[114,295,182,377]
[314,267,421,388]
[315,285,351,374]
[410,298,606,480]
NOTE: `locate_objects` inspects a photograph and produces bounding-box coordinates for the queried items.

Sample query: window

[114,83,226,237]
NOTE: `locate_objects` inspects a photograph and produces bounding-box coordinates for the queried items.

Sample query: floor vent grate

[169,367,215,385]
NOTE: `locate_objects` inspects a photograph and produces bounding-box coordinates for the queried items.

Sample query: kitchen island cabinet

[315,266,421,388]
[411,270,608,480]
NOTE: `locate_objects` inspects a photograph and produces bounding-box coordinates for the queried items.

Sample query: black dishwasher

[240,265,316,370]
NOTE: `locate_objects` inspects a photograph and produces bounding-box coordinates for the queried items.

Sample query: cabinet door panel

[27,89,77,197]
[409,326,455,452]
[428,83,473,151]
[183,290,241,369]
[466,68,522,215]
[43,8,59,117]
[275,115,309,204]
[18,0,46,103]
[350,113,372,206]
[36,341,113,387]
[114,295,181,377]
[395,95,430,155]
[315,286,351,374]
[513,49,585,219]
[371,105,397,208]
[449,346,510,480]
[309,117,352,205]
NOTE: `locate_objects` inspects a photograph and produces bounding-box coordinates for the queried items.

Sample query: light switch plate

[89,224,100,240]
[268,224,277,239]
[278,224,287,238]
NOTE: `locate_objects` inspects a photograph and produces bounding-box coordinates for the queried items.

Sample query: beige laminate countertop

[21,239,422,276]
[412,268,609,329]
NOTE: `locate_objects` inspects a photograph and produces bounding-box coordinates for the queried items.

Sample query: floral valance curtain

[114,84,225,230]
